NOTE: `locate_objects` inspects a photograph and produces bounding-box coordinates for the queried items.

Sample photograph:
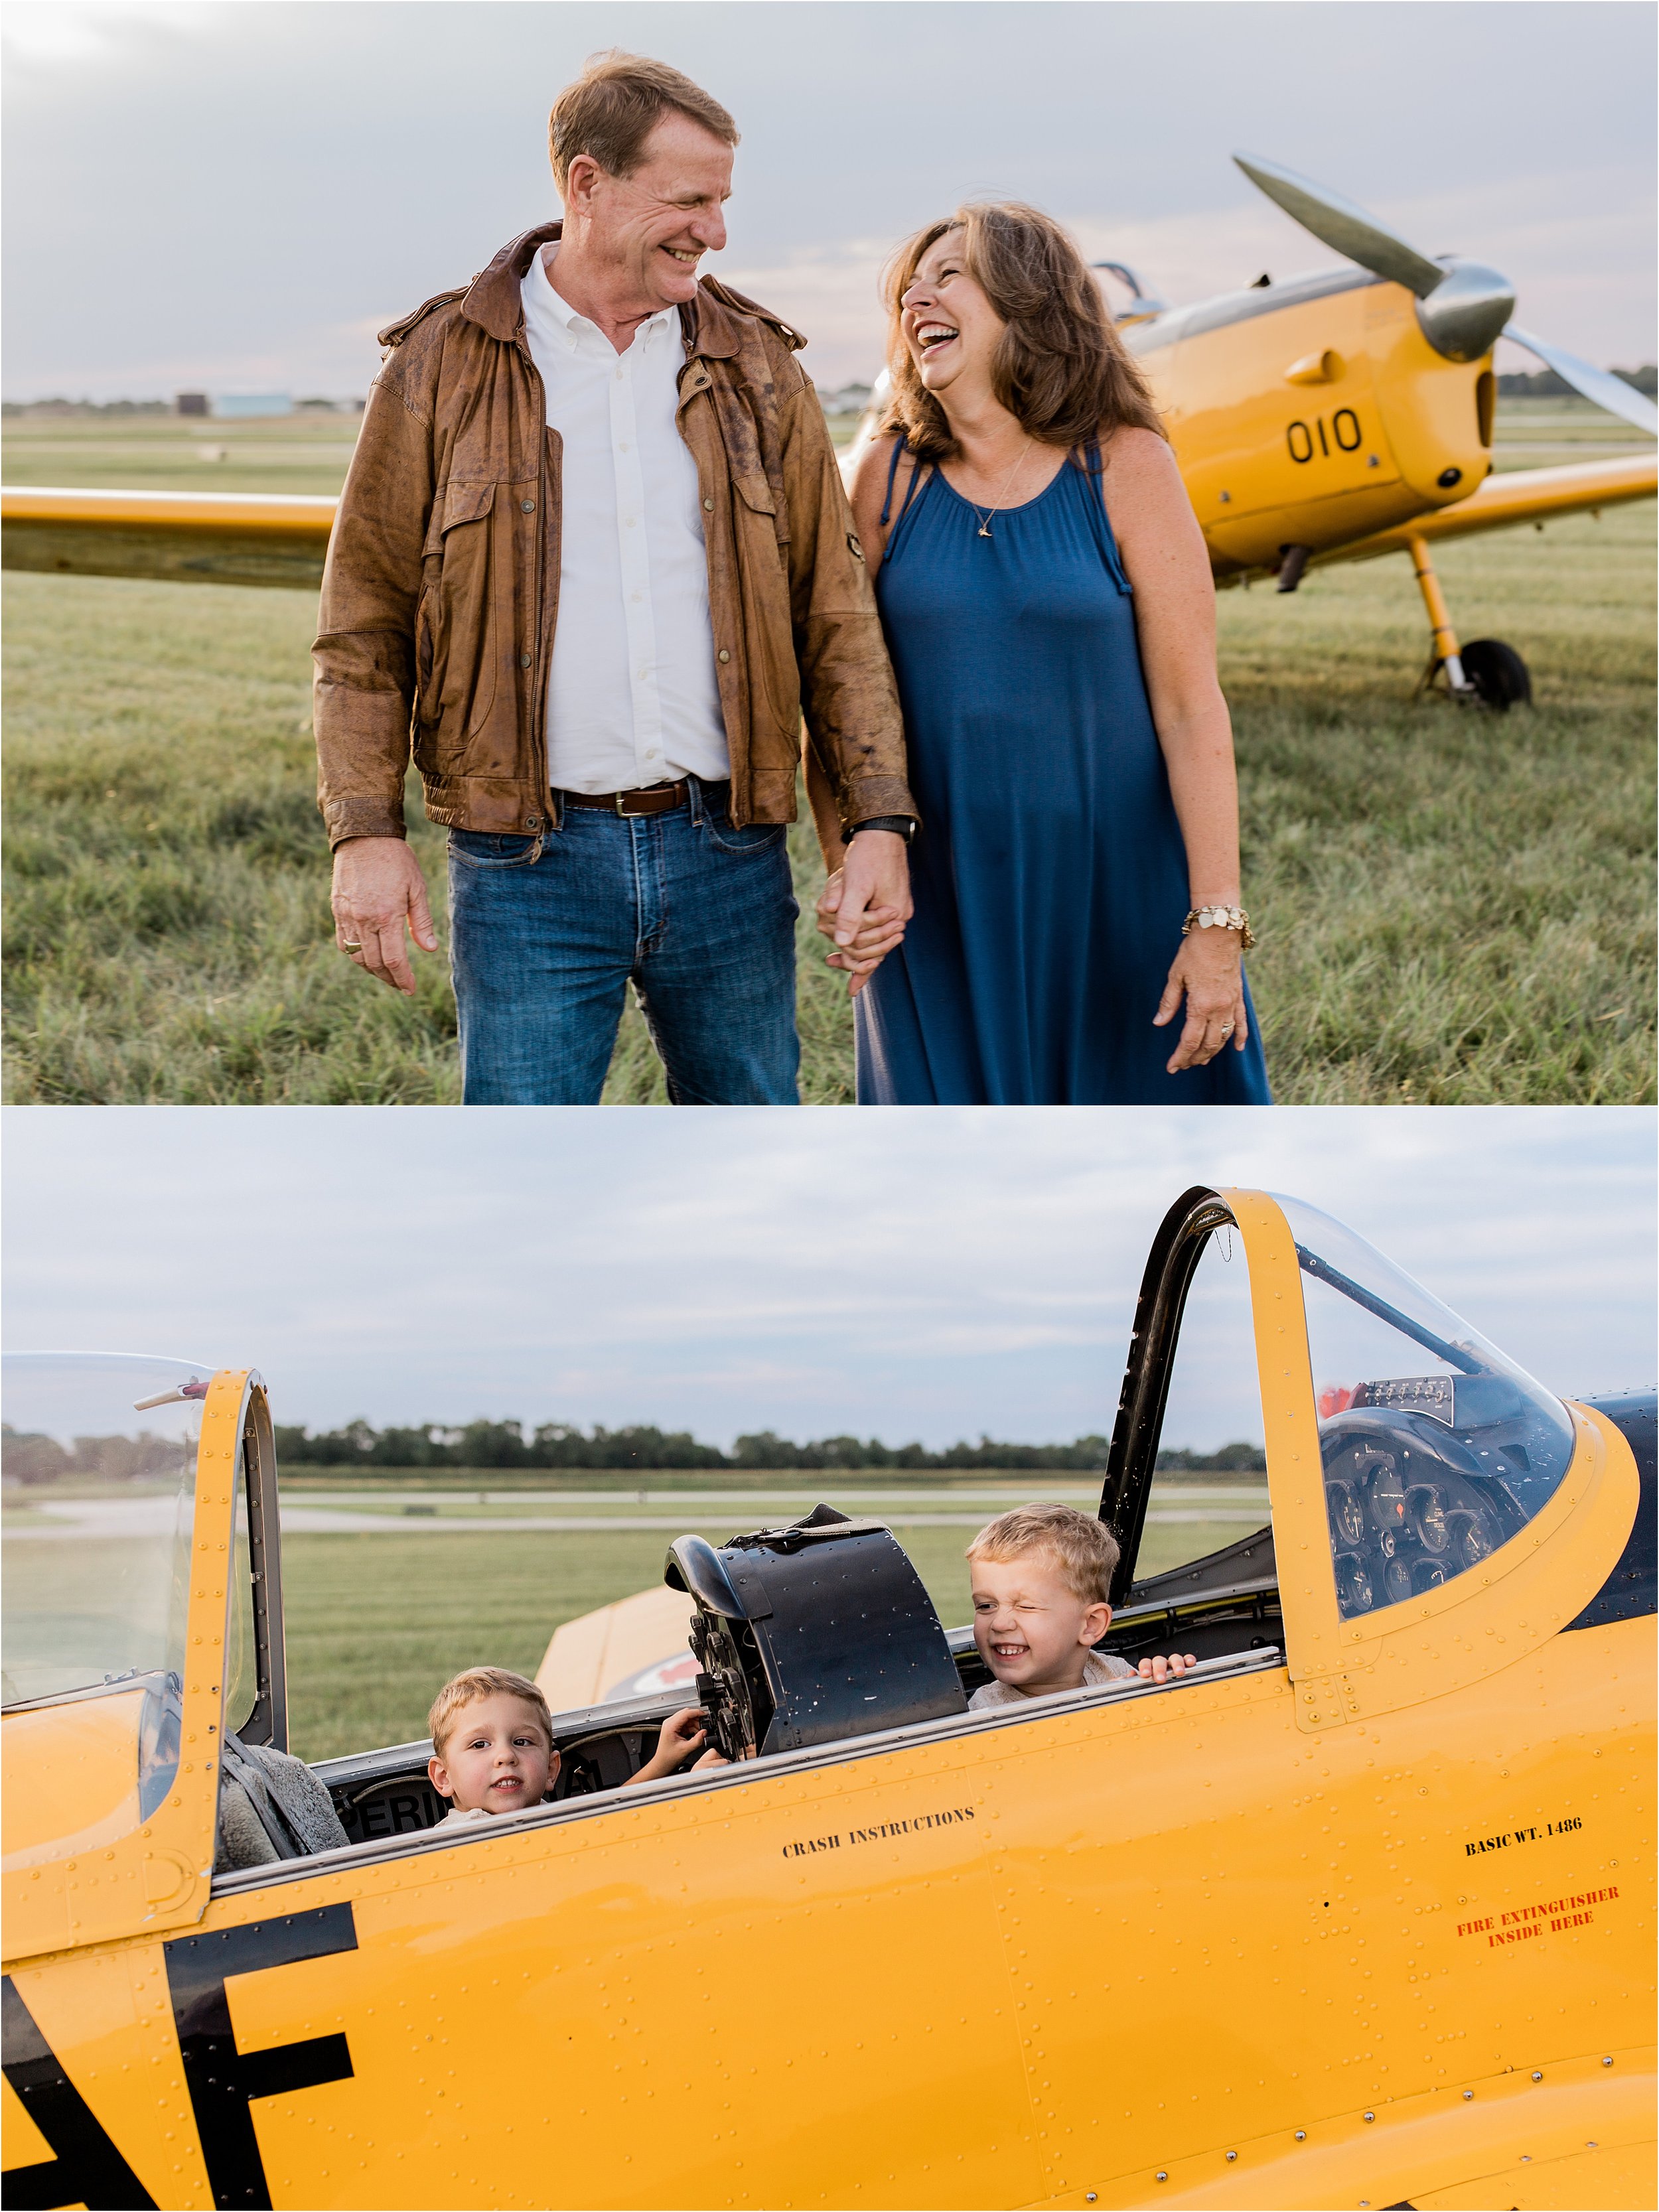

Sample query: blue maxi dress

[855,444,1272,1106]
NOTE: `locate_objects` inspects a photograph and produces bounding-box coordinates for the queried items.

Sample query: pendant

[977,523,992,538]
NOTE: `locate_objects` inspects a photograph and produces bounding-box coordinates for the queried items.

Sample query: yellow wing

[0,484,334,588]
[1310,451,1656,571]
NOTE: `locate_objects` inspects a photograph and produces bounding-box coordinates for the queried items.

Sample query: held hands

[1135,1651,1200,1685]
[1153,923,1248,1072]
[814,830,913,997]
[331,837,439,995]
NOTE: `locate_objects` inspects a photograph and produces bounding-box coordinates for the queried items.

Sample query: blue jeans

[447,780,800,1105]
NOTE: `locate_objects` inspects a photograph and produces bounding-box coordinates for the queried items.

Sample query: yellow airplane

[846,151,1659,706]
[3,157,1652,712]
[4,1187,1652,2210]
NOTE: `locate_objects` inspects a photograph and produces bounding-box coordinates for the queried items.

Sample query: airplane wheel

[1461,638,1532,711]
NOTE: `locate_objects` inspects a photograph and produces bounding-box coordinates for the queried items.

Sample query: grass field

[4,400,1653,1103]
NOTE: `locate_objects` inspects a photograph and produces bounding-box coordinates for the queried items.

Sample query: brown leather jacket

[313,222,913,849]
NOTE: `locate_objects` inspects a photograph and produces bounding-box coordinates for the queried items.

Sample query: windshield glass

[2,1353,210,1706]
[1272,1199,1576,1620]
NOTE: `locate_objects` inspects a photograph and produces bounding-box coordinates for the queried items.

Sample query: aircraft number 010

[1287,411,1362,462]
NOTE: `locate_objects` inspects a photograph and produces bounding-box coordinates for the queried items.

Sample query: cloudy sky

[3,0,1653,398]
[4,1107,1651,1450]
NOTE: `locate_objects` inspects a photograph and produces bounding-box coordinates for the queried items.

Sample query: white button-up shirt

[521,245,729,796]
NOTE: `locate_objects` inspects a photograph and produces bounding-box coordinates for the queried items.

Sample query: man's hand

[331,837,439,996]
[814,829,912,997]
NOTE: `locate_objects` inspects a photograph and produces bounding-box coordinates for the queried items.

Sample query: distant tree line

[1495,365,1656,399]
[1,1417,1264,1484]
[1,1426,185,1484]
[268,1419,1263,1474]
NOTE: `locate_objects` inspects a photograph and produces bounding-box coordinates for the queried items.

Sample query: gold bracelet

[1182,904,1256,951]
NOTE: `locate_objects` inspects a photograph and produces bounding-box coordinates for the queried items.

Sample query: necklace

[969,434,1035,539]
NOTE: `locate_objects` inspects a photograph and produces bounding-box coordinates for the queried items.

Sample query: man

[315,50,915,1103]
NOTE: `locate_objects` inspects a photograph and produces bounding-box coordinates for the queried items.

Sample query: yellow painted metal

[1313,450,1659,569]
[0,486,336,534]
[1144,285,1421,573]
[1407,535,1463,665]
[2,1369,251,1964]
[1,1212,1652,2211]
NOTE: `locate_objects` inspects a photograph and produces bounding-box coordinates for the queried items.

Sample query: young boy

[966,1504,1198,1710]
[426,1667,715,1825]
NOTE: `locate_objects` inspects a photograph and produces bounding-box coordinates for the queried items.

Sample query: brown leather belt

[559,780,729,818]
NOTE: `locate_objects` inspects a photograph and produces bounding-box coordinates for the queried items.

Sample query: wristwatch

[845,816,917,842]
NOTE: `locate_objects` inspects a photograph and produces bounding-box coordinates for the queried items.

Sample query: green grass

[4,402,1652,1102]
[279,1507,1259,1761]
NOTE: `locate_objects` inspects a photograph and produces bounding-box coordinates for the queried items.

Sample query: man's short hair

[427,1666,553,1756]
[966,1503,1121,1606]
[549,51,739,195]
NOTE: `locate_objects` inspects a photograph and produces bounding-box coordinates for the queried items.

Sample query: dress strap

[880,435,931,532]
[879,436,906,527]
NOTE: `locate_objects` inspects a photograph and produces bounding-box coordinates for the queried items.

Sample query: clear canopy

[2,1352,210,1706]
[1271,1200,1577,1621]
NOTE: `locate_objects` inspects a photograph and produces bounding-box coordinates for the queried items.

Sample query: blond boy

[426,1667,713,1825]
[966,1504,1197,1709]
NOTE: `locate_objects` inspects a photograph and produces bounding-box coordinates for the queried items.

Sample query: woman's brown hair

[879,202,1165,462]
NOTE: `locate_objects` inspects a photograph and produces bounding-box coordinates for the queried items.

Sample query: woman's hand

[1153,926,1248,1072]
[815,867,908,996]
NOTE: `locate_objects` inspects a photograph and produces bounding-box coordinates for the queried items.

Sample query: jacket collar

[462,222,562,341]
[462,221,767,360]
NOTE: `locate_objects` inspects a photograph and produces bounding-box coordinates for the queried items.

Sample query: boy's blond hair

[966,1503,1121,1606]
[427,1667,553,1756]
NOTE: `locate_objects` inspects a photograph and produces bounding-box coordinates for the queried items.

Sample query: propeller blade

[1502,326,1658,437]
[1233,153,1444,298]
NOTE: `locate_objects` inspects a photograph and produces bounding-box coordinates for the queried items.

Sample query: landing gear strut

[1406,533,1532,711]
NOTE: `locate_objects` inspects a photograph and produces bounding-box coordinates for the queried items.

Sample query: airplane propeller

[1234,153,1658,439]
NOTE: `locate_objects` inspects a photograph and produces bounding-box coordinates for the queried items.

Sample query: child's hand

[658,1706,710,1762]
[693,1740,757,1768]
[624,1706,710,1786]
[1137,1651,1200,1684]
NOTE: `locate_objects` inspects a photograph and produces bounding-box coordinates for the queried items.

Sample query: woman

[818,202,1270,1105]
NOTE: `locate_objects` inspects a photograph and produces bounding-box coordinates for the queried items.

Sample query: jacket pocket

[731,473,797,737]
[417,480,499,752]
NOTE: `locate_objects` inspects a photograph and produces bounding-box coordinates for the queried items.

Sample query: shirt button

[703,498,714,511]
[519,652,532,668]
[520,498,535,513]
[717,649,731,663]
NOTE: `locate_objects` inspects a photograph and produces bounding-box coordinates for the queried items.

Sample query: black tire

[1461,638,1532,711]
